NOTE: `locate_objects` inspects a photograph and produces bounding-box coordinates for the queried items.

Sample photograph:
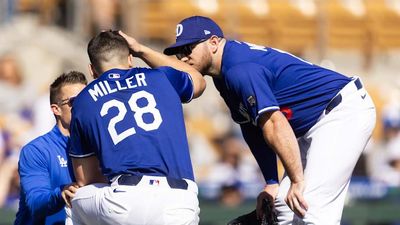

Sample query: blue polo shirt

[15,126,73,225]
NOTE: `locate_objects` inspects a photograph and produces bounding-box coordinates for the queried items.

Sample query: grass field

[1,198,400,225]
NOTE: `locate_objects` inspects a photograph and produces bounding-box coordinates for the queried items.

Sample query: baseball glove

[227,198,278,225]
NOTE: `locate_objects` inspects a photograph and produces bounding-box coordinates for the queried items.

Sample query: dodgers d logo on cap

[176,24,183,37]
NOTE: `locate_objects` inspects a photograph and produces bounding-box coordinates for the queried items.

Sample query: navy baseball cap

[164,16,224,55]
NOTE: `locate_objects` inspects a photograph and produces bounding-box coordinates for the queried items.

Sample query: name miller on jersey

[88,72,147,101]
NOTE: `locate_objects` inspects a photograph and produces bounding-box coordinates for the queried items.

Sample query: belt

[117,174,189,190]
[325,78,363,115]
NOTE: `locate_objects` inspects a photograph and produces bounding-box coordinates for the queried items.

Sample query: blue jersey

[15,126,73,225]
[215,40,351,183]
[217,40,351,136]
[69,67,195,181]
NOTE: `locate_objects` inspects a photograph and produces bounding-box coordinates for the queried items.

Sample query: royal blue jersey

[218,40,351,137]
[15,126,73,225]
[215,40,351,183]
[69,67,195,181]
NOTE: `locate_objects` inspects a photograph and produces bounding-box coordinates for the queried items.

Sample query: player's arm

[119,31,206,98]
[69,109,108,187]
[72,156,107,187]
[226,63,307,217]
[18,145,68,219]
[258,110,308,217]
[240,123,280,220]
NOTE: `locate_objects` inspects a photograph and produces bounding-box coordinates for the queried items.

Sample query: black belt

[117,174,189,190]
[325,78,363,115]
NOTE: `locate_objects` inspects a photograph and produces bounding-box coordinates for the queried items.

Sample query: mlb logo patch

[149,179,160,186]
[108,73,120,79]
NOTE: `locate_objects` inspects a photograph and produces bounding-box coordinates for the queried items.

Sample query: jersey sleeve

[18,145,66,219]
[240,123,278,184]
[157,66,194,103]
[69,107,95,158]
[225,63,280,124]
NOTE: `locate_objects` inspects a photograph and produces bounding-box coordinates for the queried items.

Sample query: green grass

[2,198,399,225]
[0,208,15,225]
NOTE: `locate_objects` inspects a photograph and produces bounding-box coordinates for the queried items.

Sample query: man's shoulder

[223,62,266,83]
[19,136,49,163]
[20,129,60,156]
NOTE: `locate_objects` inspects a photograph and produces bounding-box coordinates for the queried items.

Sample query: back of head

[87,31,130,74]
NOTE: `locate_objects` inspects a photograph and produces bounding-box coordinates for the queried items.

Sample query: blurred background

[0,0,400,224]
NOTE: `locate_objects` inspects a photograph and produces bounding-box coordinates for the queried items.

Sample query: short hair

[87,31,130,74]
[50,71,87,104]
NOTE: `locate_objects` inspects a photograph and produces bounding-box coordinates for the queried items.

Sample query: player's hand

[256,183,278,220]
[62,183,80,208]
[285,180,308,218]
[118,30,143,57]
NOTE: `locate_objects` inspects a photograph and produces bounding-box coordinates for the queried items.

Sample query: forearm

[137,45,188,70]
[240,123,279,184]
[260,111,303,183]
[136,45,205,98]
[26,186,65,218]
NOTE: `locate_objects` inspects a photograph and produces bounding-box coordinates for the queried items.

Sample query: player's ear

[88,64,98,79]
[50,103,61,116]
[128,55,133,68]
[209,36,220,54]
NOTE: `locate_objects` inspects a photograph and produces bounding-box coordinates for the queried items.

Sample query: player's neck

[101,63,131,73]
[57,121,70,137]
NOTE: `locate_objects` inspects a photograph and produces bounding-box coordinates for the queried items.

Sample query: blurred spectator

[0,116,6,165]
[87,0,119,36]
[0,0,15,24]
[373,126,400,188]
[205,134,243,187]
[0,114,33,208]
[369,87,400,187]
[0,54,35,209]
[4,167,20,210]
[382,102,400,142]
[0,54,28,114]
[203,133,263,203]
[219,184,243,208]
[382,135,400,187]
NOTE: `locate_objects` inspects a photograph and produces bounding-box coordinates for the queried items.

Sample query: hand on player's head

[118,31,142,57]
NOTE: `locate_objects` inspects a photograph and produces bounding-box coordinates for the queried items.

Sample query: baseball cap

[164,16,224,55]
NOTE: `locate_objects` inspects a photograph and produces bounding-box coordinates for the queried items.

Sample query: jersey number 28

[100,90,162,145]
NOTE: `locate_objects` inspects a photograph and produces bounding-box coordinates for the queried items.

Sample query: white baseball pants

[275,77,376,225]
[66,175,200,225]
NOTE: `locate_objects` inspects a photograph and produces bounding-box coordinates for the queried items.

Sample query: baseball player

[65,31,205,225]
[14,71,87,225]
[164,16,376,224]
